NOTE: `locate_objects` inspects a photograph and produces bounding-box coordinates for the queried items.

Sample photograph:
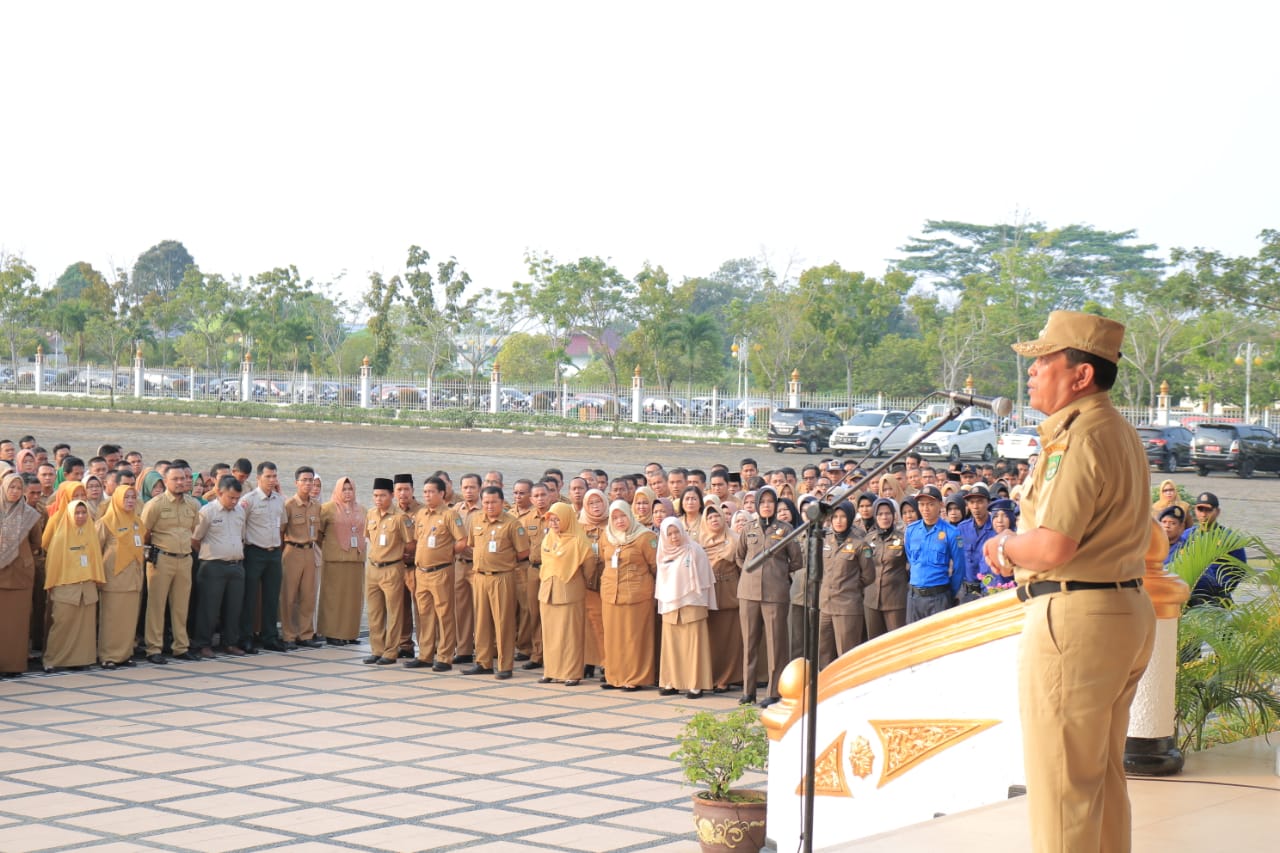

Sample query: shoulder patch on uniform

[1044,451,1064,481]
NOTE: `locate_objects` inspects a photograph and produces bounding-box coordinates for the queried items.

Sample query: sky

[3,1,1277,312]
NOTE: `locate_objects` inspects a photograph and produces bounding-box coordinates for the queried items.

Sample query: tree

[1170,229,1280,315]
[743,277,817,396]
[0,253,40,369]
[85,269,150,399]
[800,264,911,397]
[661,314,722,419]
[131,240,195,302]
[171,267,235,372]
[495,332,560,384]
[361,272,399,375]
[399,245,474,381]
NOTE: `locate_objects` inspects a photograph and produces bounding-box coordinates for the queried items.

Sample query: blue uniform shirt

[904,518,966,597]
[957,515,995,582]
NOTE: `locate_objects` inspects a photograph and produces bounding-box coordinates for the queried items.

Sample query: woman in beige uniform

[0,472,42,677]
[599,500,657,691]
[654,517,716,699]
[700,504,741,693]
[96,485,144,669]
[43,500,105,671]
[861,497,908,639]
[318,476,366,645]
[578,489,609,679]
[538,502,595,686]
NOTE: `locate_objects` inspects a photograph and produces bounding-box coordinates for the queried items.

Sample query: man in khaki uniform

[392,473,421,658]
[364,478,409,665]
[281,466,323,648]
[140,464,200,663]
[984,311,1155,853]
[461,485,529,679]
[452,473,482,662]
[511,478,543,666]
[406,476,460,671]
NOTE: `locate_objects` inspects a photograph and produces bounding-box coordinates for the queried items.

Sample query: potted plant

[671,707,770,853]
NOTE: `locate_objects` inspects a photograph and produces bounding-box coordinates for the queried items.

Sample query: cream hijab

[0,472,40,568]
[541,502,594,585]
[605,499,650,547]
[654,517,716,614]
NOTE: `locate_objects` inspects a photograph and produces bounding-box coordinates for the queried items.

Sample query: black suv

[1191,422,1280,478]
[768,408,843,454]
[1136,425,1194,473]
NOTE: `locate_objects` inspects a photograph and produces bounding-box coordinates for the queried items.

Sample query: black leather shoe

[738,694,757,705]
[242,643,259,655]
[453,654,474,664]
[431,662,452,672]
[147,654,168,665]
[582,664,596,678]
[397,648,415,659]
[659,687,679,696]
[375,657,397,665]
[174,651,201,661]
[620,685,641,692]
[300,638,324,648]
[758,696,781,708]
[713,686,729,694]
[362,655,381,664]
[538,676,553,684]
[283,641,298,652]
[514,652,530,662]
[326,637,347,646]
[520,660,542,670]
[461,665,494,676]
[262,640,289,652]
[686,690,703,699]
[563,679,580,686]
[495,670,512,680]
[601,682,617,690]
[402,659,431,669]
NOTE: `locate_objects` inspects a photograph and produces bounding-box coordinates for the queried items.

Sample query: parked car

[997,426,1041,461]
[827,409,921,457]
[1136,424,1194,473]
[1191,422,1280,478]
[768,408,843,454]
[911,412,998,462]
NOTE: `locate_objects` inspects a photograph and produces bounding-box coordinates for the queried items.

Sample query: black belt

[284,540,313,549]
[370,559,401,568]
[458,558,473,564]
[962,581,984,592]
[477,570,511,576]
[201,557,242,565]
[910,583,951,596]
[247,543,281,552]
[417,563,451,573]
[156,548,192,559]
[1017,578,1143,602]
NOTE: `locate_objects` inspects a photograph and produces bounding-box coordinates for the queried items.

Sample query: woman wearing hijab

[818,501,875,667]
[43,500,106,671]
[779,496,809,662]
[96,485,145,668]
[141,470,165,503]
[0,472,43,677]
[878,473,906,506]
[1151,479,1190,521]
[14,448,37,475]
[318,476,366,645]
[43,481,88,549]
[678,486,705,543]
[861,496,909,640]
[539,502,595,686]
[631,486,656,530]
[599,500,657,691]
[579,488,609,679]
[734,486,802,708]
[700,504,741,693]
[650,498,674,530]
[83,475,106,520]
[852,493,876,534]
[899,496,921,527]
[654,518,716,699]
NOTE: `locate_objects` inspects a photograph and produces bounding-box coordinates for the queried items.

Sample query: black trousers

[194,559,245,648]
[242,545,283,644]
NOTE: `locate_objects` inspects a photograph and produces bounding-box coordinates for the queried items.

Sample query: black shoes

[147,654,168,665]
[520,660,542,670]
[461,665,494,676]
[375,657,397,665]
[432,662,452,672]
[453,654,474,664]
[397,647,415,659]
[514,652,530,662]
[659,687,679,696]
[739,694,757,705]
[495,670,512,680]
[402,659,431,669]
[362,655,381,664]
[299,638,324,648]
[758,696,781,708]
[174,651,201,662]
[686,690,703,699]
[262,640,289,652]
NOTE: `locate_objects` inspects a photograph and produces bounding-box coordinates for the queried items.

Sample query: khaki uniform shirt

[598,534,658,605]
[860,524,908,611]
[240,487,284,548]
[1018,391,1149,584]
[469,512,529,573]
[140,491,200,555]
[454,500,480,561]
[194,501,247,562]
[735,517,802,603]
[820,530,876,616]
[366,506,410,566]
[413,504,461,568]
[283,495,320,546]
[515,504,545,566]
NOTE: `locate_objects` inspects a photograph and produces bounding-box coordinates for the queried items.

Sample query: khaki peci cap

[1011,311,1126,364]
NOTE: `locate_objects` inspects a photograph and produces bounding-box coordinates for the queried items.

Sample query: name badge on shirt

[379,534,387,547]
[134,535,143,547]
[309,524,315,539]
[350,535,359,548]
[427,535,437,548]
[488,540,498,553]
[612,552,619,568]
[80,555,89,567]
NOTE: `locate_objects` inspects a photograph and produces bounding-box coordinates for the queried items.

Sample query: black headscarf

[831,501,857,544]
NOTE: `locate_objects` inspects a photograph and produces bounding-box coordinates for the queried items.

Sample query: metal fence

[3,359,1275,433]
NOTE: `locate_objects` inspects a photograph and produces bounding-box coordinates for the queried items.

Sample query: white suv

[828,410,921,457]
[911,412,999,462]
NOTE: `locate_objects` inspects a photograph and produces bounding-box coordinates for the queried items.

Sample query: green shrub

[671,708,769,800]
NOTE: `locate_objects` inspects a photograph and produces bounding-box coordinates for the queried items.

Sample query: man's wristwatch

[997,533,1016,572]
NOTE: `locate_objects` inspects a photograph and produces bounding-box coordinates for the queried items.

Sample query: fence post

[134,346,144,399]
[34,345,44,395]
[632,366,642,425]
[490,363,501,415]
[788,369,800,409]
[189,367,196,402]
[359,357,371,410]
[240,352,252,402]
[711,387,718,427]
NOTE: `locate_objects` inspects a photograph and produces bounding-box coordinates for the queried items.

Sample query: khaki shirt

[194,501,247,562]
[283,495,321,546]
[1018,391,1149,584]
[735,517,802,603]
[240,487,284,548]
[515,504,545,566]
[413,504,461,568]
[469,512,529,573]
[366,506,410,565]
[140,491,200,554]
[454,500,480,561]
[598,534,658,606]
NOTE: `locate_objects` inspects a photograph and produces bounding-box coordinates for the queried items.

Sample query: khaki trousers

[280,544,318,642]
[473,571,515,672]
[364,562,404,659]
[1018,586,1154,853]
[454,559,475,656]
[145,553,191,656]
[411,565,456,662]
[518,563,543,662]
[738,599,788,699]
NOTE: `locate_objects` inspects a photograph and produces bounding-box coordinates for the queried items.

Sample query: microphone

[941,390,1014,417]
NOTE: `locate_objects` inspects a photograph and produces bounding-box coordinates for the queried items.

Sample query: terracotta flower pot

[691,789,767,853]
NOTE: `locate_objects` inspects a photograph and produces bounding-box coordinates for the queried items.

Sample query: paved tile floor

[0,644,758,852]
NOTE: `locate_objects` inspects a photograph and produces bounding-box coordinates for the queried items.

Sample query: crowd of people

[0,432,1231,709]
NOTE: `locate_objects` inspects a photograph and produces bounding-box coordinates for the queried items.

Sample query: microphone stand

[745,397,976,853]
